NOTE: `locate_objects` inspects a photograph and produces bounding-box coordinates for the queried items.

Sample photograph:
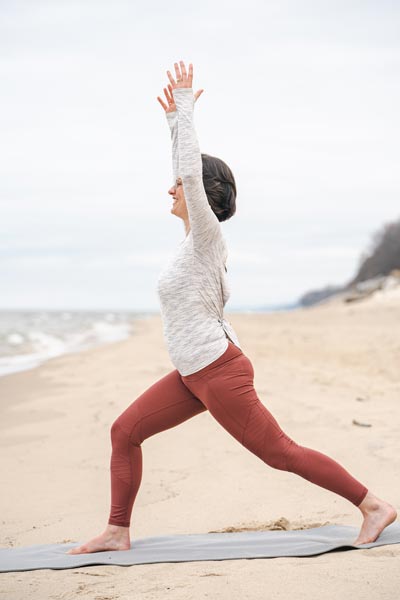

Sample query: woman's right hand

[157,84,177,114]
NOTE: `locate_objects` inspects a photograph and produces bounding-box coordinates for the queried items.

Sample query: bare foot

[66,524,131,554]
[353,491,398,546]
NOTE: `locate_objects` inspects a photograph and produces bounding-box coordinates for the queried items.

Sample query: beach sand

[1,295,399,599]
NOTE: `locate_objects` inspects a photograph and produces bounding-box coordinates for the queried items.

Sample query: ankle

[358,490,381,513]
[106,523,130,535]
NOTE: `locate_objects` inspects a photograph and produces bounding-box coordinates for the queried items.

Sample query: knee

[264,448,288,471]
[110,417,140,448]
[110,418,125,446]
[110,400,143,447]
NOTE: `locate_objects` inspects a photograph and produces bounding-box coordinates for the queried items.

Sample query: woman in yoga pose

[67,60,396,554]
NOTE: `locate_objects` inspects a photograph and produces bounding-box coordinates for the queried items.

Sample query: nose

[168,186,176,196]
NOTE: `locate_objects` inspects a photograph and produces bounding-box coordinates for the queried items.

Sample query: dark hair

[201,153,237,222]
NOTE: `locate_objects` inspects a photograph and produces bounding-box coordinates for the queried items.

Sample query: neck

[183,218,191,236]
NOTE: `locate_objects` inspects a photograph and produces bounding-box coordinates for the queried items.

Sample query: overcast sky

[1,0,399,311]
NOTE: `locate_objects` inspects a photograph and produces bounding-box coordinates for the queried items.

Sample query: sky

[1,0,399,311]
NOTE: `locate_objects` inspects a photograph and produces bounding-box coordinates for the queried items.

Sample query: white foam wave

[0,314,136,378]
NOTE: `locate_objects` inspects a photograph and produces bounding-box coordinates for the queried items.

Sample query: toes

[68,546,86,554]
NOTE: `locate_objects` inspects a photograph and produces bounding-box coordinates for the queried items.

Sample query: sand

[1,294,399,599]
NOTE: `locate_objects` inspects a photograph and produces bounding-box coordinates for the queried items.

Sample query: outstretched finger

[174,62,181,81]
[194,88,204,102]
[188,63,193,86]
[164,86,173,104]
[157,96,168,111]
[166,70,176,87]
[180,60,187,80]
[167,84,174,99]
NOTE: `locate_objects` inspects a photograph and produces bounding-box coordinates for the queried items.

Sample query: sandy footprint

[208,517,332,533]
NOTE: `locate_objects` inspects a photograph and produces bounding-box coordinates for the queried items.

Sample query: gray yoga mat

[1,522,399,572]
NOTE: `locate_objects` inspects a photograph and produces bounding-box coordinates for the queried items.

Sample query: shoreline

[0,307,300,380]
[0,310,157,380]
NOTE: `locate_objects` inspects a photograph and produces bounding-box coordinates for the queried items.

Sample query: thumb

[194,88,204,103]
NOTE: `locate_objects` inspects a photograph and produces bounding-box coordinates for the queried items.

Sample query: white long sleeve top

[156,87,241,376]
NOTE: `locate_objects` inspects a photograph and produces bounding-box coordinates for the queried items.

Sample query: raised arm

[157,84,180,185]
[165,62,222,250]
[157,81,204,208]
[166,110,179,186]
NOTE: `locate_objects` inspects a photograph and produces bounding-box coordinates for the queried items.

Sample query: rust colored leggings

[108,341,368,527]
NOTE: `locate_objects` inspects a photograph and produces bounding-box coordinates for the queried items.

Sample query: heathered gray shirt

[156,87,241,376]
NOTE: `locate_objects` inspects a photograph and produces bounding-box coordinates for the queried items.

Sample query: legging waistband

[181,341,243,382]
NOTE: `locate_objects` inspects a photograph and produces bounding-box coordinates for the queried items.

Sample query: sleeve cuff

[172,87,193,94]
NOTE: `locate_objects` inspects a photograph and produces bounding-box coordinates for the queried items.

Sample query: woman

[67,61,396,554]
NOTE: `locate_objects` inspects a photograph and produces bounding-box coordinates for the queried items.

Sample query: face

[168,177,188,220]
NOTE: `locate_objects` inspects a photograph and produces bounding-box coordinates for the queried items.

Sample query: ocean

[0,309,154,378]
[0,304,300,379]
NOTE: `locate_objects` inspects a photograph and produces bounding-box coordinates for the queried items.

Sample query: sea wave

[0,310,151,377]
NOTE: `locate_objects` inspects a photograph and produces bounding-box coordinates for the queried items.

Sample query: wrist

[172,87,193,96]
[172,88,194,112]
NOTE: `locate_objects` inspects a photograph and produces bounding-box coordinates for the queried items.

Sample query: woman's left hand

[167,60,204,98]
[167,60,193,89]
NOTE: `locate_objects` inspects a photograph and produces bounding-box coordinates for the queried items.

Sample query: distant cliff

[348,218,400,286]
[299,284,346,307]
[299,216,400,307]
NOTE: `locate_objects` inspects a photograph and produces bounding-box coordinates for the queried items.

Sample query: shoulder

[193,230,227,264]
